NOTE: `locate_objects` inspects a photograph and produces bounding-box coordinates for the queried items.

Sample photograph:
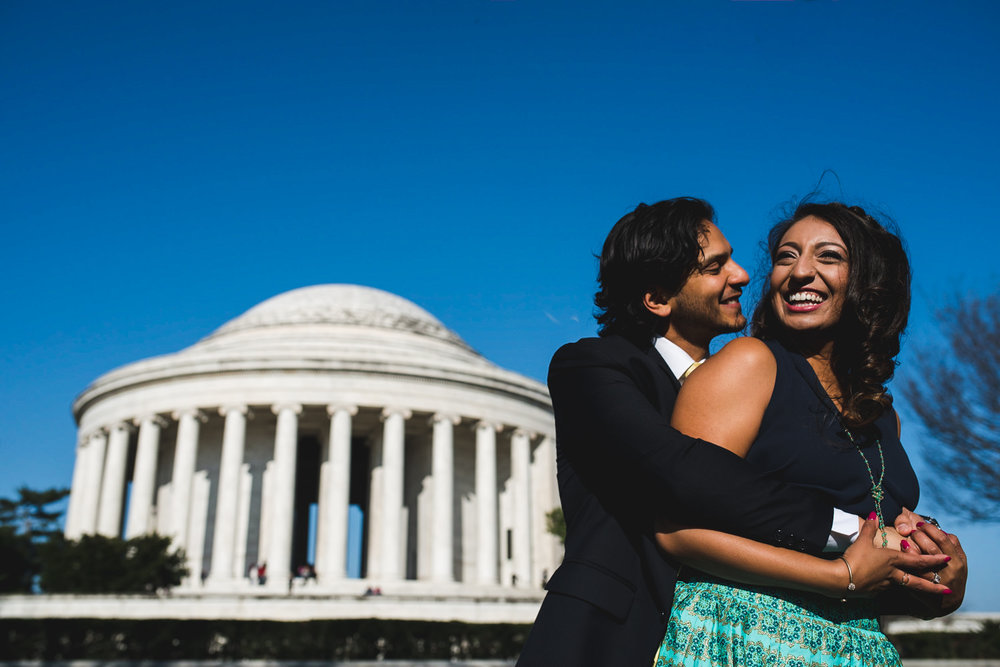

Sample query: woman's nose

[791,257,815,280]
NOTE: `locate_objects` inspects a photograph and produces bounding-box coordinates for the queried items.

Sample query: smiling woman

[652,202,966,667]
[770,216,850,329]
[752,202,912,429]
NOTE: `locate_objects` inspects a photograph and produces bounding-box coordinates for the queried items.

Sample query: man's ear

[642,288,672,318]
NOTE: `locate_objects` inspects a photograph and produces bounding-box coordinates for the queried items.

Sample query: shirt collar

[653,336,703,381]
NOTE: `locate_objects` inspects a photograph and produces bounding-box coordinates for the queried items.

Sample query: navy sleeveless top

[746,339,919,518]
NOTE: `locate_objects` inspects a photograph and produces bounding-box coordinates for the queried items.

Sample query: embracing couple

[518,198,968,666]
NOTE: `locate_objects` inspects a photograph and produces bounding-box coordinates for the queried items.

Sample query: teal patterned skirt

[654,573,901,666]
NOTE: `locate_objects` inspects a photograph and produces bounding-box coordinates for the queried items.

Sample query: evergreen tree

[0,486,69,592]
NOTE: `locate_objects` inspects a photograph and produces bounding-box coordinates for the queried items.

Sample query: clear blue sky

[2,1,998,611]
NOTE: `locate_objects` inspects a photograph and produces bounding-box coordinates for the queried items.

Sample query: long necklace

[840,423,889,548]
[801,357,890,548]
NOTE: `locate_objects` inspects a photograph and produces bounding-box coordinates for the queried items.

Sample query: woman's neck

[806,355,845,409]
[782,333,845,409]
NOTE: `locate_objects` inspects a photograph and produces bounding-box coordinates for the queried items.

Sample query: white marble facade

[64,285,561,593]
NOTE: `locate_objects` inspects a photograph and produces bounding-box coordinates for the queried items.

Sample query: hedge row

[4,618,999,660]
[1,618,531,661]
[893,621,1000,659]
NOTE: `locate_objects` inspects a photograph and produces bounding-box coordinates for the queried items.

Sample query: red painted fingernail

[868,512,877,520]
[916,521,925,528]
[900,540,910,551]
[944,556,951,562]
[944,588,953,594]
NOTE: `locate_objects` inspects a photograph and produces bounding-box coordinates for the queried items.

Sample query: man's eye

[701,264,721,274]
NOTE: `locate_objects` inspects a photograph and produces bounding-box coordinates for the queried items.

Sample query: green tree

[902,290,1000,522]
[545,507,566,544]
[0,526,35,592]
[39,533,188,593]
[0,486,69,592]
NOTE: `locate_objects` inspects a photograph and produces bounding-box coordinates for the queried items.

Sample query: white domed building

[59,285,560,620]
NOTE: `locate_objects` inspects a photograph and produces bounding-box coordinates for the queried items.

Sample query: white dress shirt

[653,336,702,381]
[652,336,858,550]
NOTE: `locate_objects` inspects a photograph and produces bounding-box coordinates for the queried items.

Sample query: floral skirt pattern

[654,574,901,667]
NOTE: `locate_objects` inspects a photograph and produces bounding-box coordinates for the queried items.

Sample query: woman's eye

[820,252,845,262]
[774,251,796,264]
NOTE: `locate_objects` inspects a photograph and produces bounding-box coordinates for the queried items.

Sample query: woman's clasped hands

[835,511,963,612]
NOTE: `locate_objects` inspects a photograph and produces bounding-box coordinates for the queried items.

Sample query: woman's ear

[643,288,672,318]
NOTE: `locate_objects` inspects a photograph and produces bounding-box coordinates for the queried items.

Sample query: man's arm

[549,337,833,554]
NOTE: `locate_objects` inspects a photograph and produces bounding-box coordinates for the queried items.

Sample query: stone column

[430,413,460,582]
[187,471,211,584]
[475,421,501,585]
[365,433,384,581]
[511,429,533,588]
[170,409,205,549]
[97,422,132,537]
[319,404,357,582]
[266,403,302,589]
[380,407,411,582]
[234,462,252,580]
[532,434,560,583]
[210,405,250,583]
[79,429,108,536]
[64,436,89,539]
[125,415,166,539]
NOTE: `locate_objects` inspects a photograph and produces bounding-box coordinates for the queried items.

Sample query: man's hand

[857,510,920,553]
[893,507,922,537]
[882,525,921,553]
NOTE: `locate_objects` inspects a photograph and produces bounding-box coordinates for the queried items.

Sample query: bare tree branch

[901,290,1000,522]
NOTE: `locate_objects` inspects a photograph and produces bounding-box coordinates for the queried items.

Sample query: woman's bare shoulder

[682,337,776,403]
[676,337,778,456]
[701,336,776,379]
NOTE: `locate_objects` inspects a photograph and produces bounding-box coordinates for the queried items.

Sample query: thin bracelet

[838,555,856,593]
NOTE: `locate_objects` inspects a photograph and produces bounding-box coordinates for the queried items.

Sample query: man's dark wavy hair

[595,198,714,346]
[751,202,911,429]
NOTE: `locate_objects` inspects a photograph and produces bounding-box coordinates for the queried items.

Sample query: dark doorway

[349,436,370,578]
[291,436,320,573]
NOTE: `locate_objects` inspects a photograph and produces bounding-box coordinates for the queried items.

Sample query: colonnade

[64,403,556,591]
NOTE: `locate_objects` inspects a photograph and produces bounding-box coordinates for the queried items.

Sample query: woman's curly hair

[751,202,911,429]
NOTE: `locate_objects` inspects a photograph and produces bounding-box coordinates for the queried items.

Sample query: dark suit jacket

[516,335,835,666]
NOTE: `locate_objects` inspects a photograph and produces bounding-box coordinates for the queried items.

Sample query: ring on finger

[933,572,941,585]
[900,573,910,587]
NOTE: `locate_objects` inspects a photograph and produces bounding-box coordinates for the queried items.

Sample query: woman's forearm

[656,525,847,597]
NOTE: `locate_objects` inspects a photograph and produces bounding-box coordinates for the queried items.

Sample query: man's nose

[729,260,750,287]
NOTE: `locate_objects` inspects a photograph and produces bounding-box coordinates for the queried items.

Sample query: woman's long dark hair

[751,202,911,428]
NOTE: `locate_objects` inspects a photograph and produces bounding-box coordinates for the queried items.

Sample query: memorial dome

[64,284,560,612]
[207,284,462,345]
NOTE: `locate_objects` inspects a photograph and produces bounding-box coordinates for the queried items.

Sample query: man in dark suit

[516,198,955,666]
